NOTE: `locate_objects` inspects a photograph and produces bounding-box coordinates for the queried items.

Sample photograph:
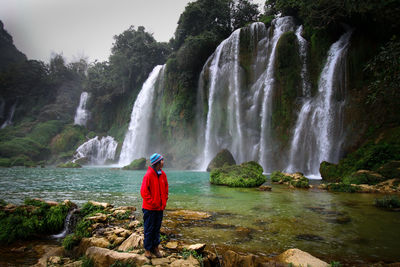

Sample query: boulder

[128,220,141,229]
[86,213,108,222]
[270,171,309,188]
[78,237,110,255]
[207,149,236,172]
[377,160,400,179]
[275,248,329,267]
[170,255,200,267]
[118,233,144,251]
[222,250,257,267]
[151,257,171,266]
[122,157,147,170]
[184,243,206,253]
[259,185,272,191]
[165,241,179,250]
[319,161,340,182]
[32,246,64,267]
[210,161,266,187]
[85,246,150,267]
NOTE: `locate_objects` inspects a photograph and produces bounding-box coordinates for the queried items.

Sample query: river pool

[0,167,399,265]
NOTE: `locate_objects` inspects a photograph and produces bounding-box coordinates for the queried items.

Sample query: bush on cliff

[210,161,265,187]
[122,157,146,170]
[0,199,70,244]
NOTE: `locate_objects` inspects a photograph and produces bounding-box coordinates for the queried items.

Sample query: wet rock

[85,246,150,267]
[259,185,272,191]
[128,220,141,229]
[207,149,236,172]
[118,233,144,251]
[275,248,329,267]
[86,213,108,222]
[88,201,113,208]
[165,241,179,250]
[151,257,171,266]
[184,243,206,253]
[222,250,257,267]
[78,237,110,255]
[32,246,64,267]
[168,210,212,220]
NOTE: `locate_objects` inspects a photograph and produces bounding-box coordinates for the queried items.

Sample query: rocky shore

[0,199,335,267]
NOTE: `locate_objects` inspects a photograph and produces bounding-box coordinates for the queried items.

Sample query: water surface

[0,167,399,265]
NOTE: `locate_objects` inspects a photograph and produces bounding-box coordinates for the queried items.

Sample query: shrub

[0,158,11,167]
[210,161,265,187]
[326,183,361,193]
[63,234,81,250]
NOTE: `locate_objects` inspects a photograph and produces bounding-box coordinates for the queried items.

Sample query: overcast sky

[0,0,264,63]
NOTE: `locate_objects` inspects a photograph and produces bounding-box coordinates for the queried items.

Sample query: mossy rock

[210,161,265,187]
[325,183,362,193]
[319,161,342,182]
[343,170,386,185]
[374,195,400,211]
[122,157,146,170]
[57,162,82,168]
[270,171,310,188]
[376,161,400,179]
[207,149,236,172]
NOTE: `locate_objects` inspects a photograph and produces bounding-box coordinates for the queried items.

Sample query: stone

[118,233,144,251]
[184,243,206,253]
[32,246,64,267]
[86,213,108,222]
[207,149,236,172]
[222,250,257,267]
[275,248,329,267]
[89,201,113,208]
[123,157,147,170]
[115,206,137,211]
[165,241,179,250]
[259,185,272,191]
[129,220,141,229]
[168,210,212,220]
[64,260,83,267]
[63,199,78,208]
[152,257,171,266]
[86,246,150,267]
[210,161,266,187]
[48,256,62,265]
[170,255,200,267]
[79,237,110,255]
[114,237,125,246]
[113,209,128,216]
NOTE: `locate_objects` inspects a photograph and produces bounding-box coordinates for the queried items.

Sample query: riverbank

[0,199,343,267]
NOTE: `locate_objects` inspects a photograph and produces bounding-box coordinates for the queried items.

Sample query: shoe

[144,250,152,259]
[152,247,163,258]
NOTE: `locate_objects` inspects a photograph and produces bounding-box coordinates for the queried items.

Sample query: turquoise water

[1,167,399,265]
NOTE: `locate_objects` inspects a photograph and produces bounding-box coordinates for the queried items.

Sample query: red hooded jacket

[140,166,168,210]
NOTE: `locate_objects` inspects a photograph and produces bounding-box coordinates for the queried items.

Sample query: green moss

[50,124,86,154]
[342,170,386,185]
[56,162,82,168]
[0,158,11,167]
[28,120,64,146]
[0,199,70,244]
[270,171,310,188]
[326,183,361,193]
[0,137,48,161]
[122,158,146,170]
[206,149,236,172]
[272,31,302,146]
[210,161,265,187]
[62,233,81,250]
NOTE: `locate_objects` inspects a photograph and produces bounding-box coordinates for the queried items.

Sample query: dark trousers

[142,208,163,251]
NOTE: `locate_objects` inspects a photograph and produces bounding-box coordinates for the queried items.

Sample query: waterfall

[1,101,17,129]
[74,92,90,126]
[286,30,353,177]
[258,16,296,171]
[295,25,311,97]
[74,136,118,165]
[51,208,78,239]
[119,65,165,166]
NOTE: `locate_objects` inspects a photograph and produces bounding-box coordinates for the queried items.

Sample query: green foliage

[270,171,310,188]
[81,256,95,267]
[50,124,86,154]
[56,162,82,168]
[80,202,105,217]
[62,233,81,250]
[160,234,169,242]
[0,137,47,160]
[342,171,386,185]
[0,200,69,244]
[0,158,11,167]
[116,211,131,221]
[180,248,203,264]
[272,31,302,144]
[231,0,260,30]
[122,158,146,170]
[374,195,400,210]
[210,161,266,187]
[270,171,291,183]
[110,261,136,267]
[330,261,342,267]
[326,183,361,193]
[0,199,6,206]
[28,120,64,146]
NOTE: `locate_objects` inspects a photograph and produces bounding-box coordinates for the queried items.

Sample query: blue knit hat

[150,153,163,165]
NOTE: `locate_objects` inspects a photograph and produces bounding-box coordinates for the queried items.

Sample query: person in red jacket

[140,153,168,259]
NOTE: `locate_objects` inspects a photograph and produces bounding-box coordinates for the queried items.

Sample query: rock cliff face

[0,20,26,71]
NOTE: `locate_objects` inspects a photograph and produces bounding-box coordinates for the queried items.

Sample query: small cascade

[74,136,118,165]
[258,16,296,171]
[119,65,165,166]
[1,101,17,129]
[295,25,311,96]
[51,208,78,239]
[74,92,90,126]
[286,30,353,177]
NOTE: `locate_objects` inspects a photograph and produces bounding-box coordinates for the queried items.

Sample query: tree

[232,0,260,30]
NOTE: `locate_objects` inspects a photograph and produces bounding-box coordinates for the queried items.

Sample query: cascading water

[119,65,165,166]
[286,30,353,177]
[198,17,296,171]
[74,91,90,126]
[51,208,78,239]
[74,136,118,165]
[258,16,295,171]
[1,101,16,129]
